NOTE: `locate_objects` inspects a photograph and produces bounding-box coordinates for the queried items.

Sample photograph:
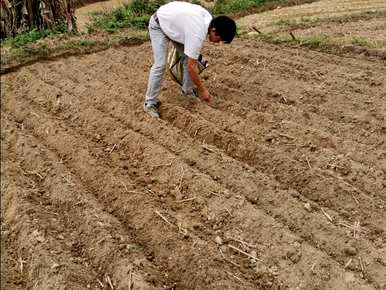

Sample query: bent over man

[144,1,236,118]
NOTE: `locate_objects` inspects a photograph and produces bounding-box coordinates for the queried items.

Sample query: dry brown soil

[1,37,386,289]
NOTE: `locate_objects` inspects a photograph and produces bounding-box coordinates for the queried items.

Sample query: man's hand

[198,87,211,102]
[187,57,212,103]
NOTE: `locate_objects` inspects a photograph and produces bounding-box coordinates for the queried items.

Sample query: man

[144,1,237,118]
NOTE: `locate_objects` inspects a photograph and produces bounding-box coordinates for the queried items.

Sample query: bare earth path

[1,37,385,289]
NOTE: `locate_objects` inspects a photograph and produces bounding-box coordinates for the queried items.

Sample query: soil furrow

[1,115,166,289]
[5,64,385,287]
[28,50,385,203]
[40,44,386,151]
[3,33,386,289]
[1,157,98,289]
[211,81,385,149]
[58,46,386,175]
[160,104,386,227]
[203,84,385,170]
[164,86,385,200]
[205,43,386,147]
[23,60,386,240]
[86,53,386,202]
[3,80,260,289]
[4,74,381,289]
[16,65,385,236]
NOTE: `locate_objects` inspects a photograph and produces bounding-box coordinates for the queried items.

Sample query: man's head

[208,16,237,43]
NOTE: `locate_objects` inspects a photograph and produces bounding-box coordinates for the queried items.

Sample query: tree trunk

[1,0,78,38]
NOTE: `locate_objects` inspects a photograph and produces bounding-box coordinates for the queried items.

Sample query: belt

[153,13,160,25]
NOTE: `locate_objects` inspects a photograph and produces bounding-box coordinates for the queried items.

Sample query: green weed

[351,36,371,47]
[1,22,68,49]
[274,18,294,27]
[298,34,330,48]
[1,30,50,48]
[273,17,319,29]
[87,0,166,32]
[212,0,265,15]
[272,10,386,30]
[252,31,332,49]
[11,43,49,59]
[211,0,317,15]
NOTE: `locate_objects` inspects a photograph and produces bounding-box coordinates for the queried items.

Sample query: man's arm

[187,57,211,102]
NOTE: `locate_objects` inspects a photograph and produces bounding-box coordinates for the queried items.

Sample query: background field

[239,0,386,54]
[1,0,385,289]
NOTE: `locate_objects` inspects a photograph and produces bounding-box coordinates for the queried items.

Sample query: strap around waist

[153,13,160,25]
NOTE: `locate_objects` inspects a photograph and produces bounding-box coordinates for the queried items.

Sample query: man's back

[157,1,212,59]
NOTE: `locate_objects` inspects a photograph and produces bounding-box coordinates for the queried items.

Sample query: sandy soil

[1,36,386,289]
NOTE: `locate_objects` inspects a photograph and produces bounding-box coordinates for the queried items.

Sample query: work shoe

[143,103,160,118]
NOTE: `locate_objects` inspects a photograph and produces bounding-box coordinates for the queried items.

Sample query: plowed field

[1,36,386,289]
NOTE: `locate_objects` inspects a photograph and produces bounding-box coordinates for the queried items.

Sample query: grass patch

[297,34,331,49]
[1,28,148,69]
[1,30,51,48]
[274,17,319,29]
[1,23,68,49]
[62,39,98,49]
[250,32,333,49]
[351,36,372,47]
[88,0,318,33]
[87,0,166,33]
[212,0,266,15]
[245,31,385,59]
[212,0,317,16]
[2,43,50,63]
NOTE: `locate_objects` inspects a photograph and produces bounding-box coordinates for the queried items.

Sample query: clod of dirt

[344,272,356,283]
[32,230,45,243]
[14,111,27,123]
[344,246,358,256]
[288,189,301,198]
[214,236,223,245]
[286,248,302,263]
[249,250,258,267]
[377,256,386,266]
[304,202,312,212]
[133,258,146,267]
[186,158,196,166]
[268,265,280,276]
[249,250,258,268]
[2,230,10,239]
[293,241,301,248]
[255,263,269,278]
[51,263,60,270]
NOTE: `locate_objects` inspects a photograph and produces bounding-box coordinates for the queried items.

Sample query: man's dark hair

[210,16,237,44]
